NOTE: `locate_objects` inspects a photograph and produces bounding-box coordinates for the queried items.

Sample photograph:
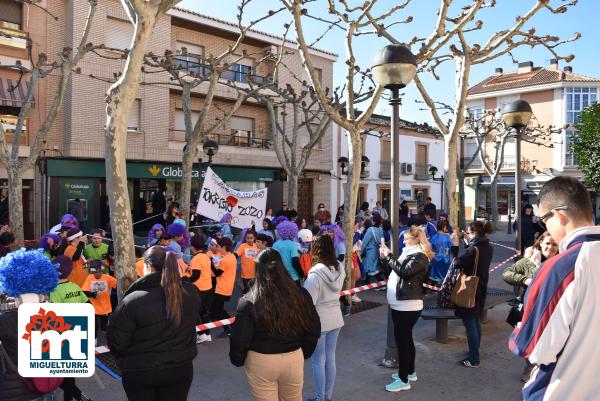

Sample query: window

[174,41,207,75]
[501,138,516,169]
[564,87,598,166]
[106,17,133,49]
[463,139,482,168]
[230,116,254,145]
[0,0,22,29]
[467,107,484,127]
[174,109,200,132]
[222,63,253,83]
[128,99,141,132]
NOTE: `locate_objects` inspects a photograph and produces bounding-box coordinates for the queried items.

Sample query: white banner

[197,167,268,229]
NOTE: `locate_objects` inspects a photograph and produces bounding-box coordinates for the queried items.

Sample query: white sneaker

[196,333,212,344]
[351,294,362,303]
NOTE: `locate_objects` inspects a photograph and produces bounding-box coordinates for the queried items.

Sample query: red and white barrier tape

[339,280,386,296]
[488,252,521,273]
[423,283,441,291]
[197,317,236,331]
[490,241,520,253]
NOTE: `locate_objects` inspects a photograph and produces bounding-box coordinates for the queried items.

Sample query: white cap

[298,229,313,243]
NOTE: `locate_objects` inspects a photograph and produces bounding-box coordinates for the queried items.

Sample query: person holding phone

[379,226,433,392]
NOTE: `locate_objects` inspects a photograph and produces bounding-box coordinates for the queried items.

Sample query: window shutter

[106,17,133,49]
[230,116,254,132]
[175,109,200,131]
[176,41,203,57]
[0,0,22,25]
[128,99,140,131]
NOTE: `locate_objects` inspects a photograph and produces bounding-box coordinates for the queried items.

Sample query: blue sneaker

[392,372,417,382]
[385,378,411,392]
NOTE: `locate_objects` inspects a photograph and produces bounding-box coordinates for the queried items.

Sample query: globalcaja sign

[18,303,95,377]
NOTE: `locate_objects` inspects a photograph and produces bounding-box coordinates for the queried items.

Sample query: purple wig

[167,222,190,250]
[276,220,298,241]
[39,233,61,253]
[147,224,165,241]
[320,224,345,248]
[60,214,79,229]
[272,215,289,227]
[220,213,233,224]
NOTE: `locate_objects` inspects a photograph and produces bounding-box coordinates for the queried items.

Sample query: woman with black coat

[451,220,494,368]
[107,246,200,401]
[379,225,433,392]
[229,248,321,401]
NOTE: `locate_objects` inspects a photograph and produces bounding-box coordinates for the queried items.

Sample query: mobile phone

[380,237,385,247]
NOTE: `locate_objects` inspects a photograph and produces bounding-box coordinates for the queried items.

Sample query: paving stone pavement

[75,242,525,401]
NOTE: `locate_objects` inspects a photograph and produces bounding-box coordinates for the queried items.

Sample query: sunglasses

[540,205,568,224]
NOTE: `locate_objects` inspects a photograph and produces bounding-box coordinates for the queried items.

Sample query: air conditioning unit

[465,177,478,186]
[401,163,414,175]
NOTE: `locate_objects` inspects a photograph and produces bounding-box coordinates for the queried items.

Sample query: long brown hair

[249,248,315,337]
[310,235,339,271]
[144,246,183,326]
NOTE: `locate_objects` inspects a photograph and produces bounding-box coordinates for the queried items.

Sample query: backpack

[300,253,312,277]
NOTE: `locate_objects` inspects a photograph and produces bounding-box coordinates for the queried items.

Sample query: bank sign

[18,303,95,377]
[148,164,206,179]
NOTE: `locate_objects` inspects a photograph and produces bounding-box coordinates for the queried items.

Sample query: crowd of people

[1,176,599,401]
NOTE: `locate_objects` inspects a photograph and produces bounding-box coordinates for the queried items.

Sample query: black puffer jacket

[0,311,40,401]
[451,237,494,319]
[107,272,200,372]
[382,252,429,301]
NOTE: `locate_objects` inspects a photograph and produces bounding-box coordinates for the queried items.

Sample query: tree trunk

[490,178,499,224]
[342,129,361,291]
[457,167,466,228]
[104,10,159,299]
[179,139,200,227]
[444,135,459,229]
[7,169,24,245]
[287,172,299,211]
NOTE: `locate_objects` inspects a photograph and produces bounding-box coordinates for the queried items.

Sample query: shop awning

[479,176,516,186]
[0,78,34,107]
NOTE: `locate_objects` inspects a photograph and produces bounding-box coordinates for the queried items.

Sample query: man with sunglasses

[509,176,600,401]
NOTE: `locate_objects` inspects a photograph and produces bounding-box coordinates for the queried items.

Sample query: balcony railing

[169,129,271,150]
[0,115,28,145]
[379,160,391,179]
[501,154,516,169]
[461,156,482,169]
[414,163,431,180]
[172,57,275,87]
[0,26,28,49]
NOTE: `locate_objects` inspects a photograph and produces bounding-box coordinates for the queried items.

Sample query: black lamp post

[502,100,532,254]
[337,156,349,177]
[372,44,417,370]
[201,139,219,166]
[361,155,370,176]
[429,166,444,211]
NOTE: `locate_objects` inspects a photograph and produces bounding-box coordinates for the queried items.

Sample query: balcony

[501,154,516,169]
[169,129,271,150]
[0,26,28,51]
[414,163,431,180]
[0,115,28,145]
[379,160,391,179]
[172,58,275,87]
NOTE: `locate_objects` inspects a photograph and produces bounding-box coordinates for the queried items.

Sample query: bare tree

[282,0,488,291]
[0,0,97,244]
[461,110,560,223]
[411,0,579,227]
[262,87,331,210]
[104,0,180,297]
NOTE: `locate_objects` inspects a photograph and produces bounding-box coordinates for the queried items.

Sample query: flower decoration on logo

[22,307,72,352]
[226,196,238,208]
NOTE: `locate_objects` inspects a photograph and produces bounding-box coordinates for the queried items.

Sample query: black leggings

[210,293,231,330]
[391,309,422,382]
[198,289,213,335]
[122,362,193,401]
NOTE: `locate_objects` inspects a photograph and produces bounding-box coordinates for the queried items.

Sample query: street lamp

[502,99,532,254]
[429,166,444,211]
[361,155,370,176]
[202,139,219,165]
[373,44,417,370]
[337,156,349,176]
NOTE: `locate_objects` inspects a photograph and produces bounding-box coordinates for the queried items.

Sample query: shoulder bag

[450,245,480,309]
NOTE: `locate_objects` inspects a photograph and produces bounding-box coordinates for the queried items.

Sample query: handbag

[450,246,480,309]
[437,259,460,308]
[0,340,63,394]
[506,296,524,327]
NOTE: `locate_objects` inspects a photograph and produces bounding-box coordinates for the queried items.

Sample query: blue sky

[178,0,599,125]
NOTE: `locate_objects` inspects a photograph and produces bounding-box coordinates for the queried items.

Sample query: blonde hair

[404,225,435,260]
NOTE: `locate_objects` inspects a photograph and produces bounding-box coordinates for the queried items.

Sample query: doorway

[297,178,314,222]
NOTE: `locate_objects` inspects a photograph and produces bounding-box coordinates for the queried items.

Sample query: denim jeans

[462,317,482,363]
[311,328,341,401]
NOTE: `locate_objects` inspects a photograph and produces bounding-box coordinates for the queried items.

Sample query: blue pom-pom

[0,248,60,297]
